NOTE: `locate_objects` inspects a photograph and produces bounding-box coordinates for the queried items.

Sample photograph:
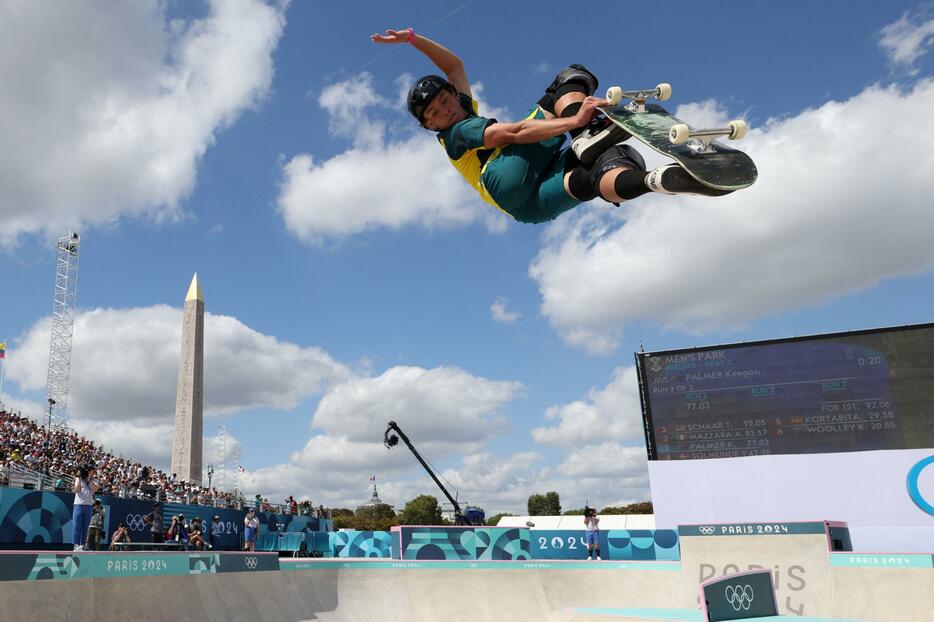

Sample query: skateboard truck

[668,120,749,154]
[606,83,671,112]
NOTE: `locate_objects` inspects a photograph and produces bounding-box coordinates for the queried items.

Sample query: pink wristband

[406,27,415,44]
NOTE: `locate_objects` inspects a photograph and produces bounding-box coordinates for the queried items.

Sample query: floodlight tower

[216,425,228,491]
[46,232,80,428]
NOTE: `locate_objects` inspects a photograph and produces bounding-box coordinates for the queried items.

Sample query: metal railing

[4,461,57,490]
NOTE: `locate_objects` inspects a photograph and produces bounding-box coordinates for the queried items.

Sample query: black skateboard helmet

[407,74,455,123]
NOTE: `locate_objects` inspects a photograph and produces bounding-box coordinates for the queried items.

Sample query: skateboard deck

[601,103,758,191]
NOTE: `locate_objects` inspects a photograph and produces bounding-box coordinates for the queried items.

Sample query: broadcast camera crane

[383,420,482,526]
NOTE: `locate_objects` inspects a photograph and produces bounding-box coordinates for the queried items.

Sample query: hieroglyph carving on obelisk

[171,273,204,483]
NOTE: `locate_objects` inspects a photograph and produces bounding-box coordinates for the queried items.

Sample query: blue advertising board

[0,487,331,549]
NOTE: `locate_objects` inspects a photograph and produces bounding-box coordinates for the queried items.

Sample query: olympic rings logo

[245,557,257,570]
[907,455,934,517]
[725,584,754,611]
[124,515,148,531]
[699,525,715,535]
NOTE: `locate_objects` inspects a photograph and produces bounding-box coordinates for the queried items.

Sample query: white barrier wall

[648,447,934,552]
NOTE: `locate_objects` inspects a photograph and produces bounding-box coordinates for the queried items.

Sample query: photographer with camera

[109,522,132,551]
[584,506,601,561]
[166,514,189,550]
[72,464,100,551]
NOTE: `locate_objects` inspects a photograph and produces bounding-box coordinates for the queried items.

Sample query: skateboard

[573,83,758,192]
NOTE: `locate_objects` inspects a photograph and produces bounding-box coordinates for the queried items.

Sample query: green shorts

[480,109,582,224]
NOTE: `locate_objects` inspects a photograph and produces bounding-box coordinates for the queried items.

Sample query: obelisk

[171,273,204,483]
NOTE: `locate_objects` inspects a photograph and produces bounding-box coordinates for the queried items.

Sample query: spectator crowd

[0,409,330,519]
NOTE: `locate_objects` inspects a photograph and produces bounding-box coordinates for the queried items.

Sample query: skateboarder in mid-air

[371,27,729,225]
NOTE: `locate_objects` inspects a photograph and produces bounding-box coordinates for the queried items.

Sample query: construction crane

[383,421,484,526]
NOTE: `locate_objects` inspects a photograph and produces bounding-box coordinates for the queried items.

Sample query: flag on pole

[0,342,6,359]
[238,465,245,473]
[370,475,375,482]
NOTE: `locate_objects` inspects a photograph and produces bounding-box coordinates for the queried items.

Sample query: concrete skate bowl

[0,521,932,622]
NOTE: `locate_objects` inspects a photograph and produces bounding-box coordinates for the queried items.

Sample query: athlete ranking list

[642,345,900,460]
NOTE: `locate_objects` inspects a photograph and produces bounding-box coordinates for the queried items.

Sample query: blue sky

[2,1,934,514]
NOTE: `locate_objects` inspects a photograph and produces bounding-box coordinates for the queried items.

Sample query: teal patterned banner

[0,552,279,582]
[531,529,679,560]
[395,527,532,561]
[331,530,393,558]
[327,527,678,561]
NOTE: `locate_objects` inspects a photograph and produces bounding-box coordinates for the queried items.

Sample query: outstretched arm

[371,28,471,98]
[483,96,606,148]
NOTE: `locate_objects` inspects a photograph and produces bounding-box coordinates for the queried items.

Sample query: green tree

[599,502,654,515]
[527,491,562,515]
[544,491,561,515]
[398,494,443,525]
[331,508,355,530]
[353,503,398,531]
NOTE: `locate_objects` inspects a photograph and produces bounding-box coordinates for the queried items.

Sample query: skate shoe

[572,117,632,166]
[645,164,732,197]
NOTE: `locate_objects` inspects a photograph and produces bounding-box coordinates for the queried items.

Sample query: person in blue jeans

[72,465,100,551]
[584,507,601,561]
[244,508,259,552]
[211,515,223,550]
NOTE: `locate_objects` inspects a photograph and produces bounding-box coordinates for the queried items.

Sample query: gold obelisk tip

[185,273,203,302]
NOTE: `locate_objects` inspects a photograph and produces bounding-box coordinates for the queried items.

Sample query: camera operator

[109,522,132,551]
[583,506,601,561]
[72,464,100,551]
[166,514,189,550]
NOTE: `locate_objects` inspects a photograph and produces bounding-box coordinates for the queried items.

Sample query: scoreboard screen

[636,324,934,460]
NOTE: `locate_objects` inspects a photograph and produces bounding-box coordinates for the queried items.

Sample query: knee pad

[549,64,599,96]
[592,144,647,184]
[567,166,598,202]
[540,64,599,114]
[592,145,648,199]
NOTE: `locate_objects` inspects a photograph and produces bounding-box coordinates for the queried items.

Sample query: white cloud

[0,0,287,246]
[238,364,525,507]
[6,305,350,423]
[674,99,732,130]
[277,73,510,244]
[311,366,523,444]
[552,442,648,480]
[531,79,934,353]
[533,62,553,76]
[490,296,522,324]
[879,10,934,75]
[431,442,651,514]
[532,367,643,447]
[5,306,531,509]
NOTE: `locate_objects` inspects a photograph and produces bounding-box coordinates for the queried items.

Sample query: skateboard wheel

[606,86,623,106]
[669,124,690,144]
[728,119,748,140]
[656,83,672,101]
